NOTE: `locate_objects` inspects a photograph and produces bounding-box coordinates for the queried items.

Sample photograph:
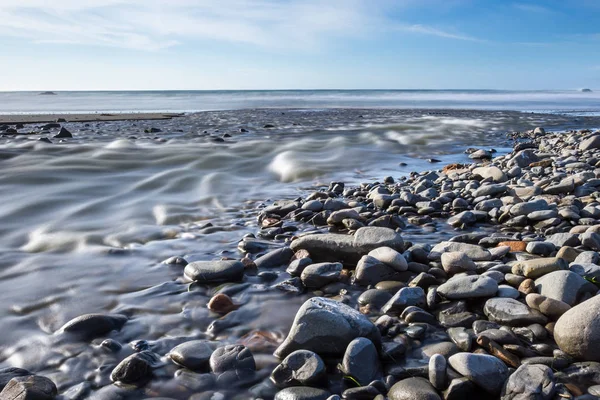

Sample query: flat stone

[168,340,216,371]
[388,377,441,400]
[448,352,509,394]
[300,262,342,288]
[429,242,491,261]
[274,297,381,359]
[255,247,294,269]
[555,295,600,361]
[483,298,547,326]
[473,184,508,198]
[545,233,580,248]
[184,260,245,283]
[510,200,548,217]
[437,275,498,300]
[57,313,127,339]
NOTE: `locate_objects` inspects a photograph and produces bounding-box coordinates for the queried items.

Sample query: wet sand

[0,112,184,124]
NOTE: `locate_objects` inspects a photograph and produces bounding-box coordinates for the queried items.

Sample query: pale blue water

[0,89,599,115]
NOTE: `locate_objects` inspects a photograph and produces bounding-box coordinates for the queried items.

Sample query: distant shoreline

[0,112,184,124]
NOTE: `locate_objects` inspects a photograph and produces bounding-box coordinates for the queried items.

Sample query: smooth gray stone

[270,350,326,388]
[473,166,507,183]
[429,242,491,261]
[473,184,508,198]
[448,353,509,394]
[483,298,547,326]
[545,233,580,248]
[526,241,555,257]
[535,270,595,306]
[184,260,245,283]
[508,150,539,168]
[555,295,600,362]
[340,337,381,386]
[510,199,548,216]
[274,297,381,359]
[300,262,342,288]
[275,387,331,400]
[57,313,127,339]
[437,275,498,300]
[358,289,393,309]
[429,354,447,390]
[387,377,441,400]
[368,246,408,271]
[353,256,402,286]
[501,364,555,400]
[168,340,216,371]
[255,247,294,268]
[381,287,426,314]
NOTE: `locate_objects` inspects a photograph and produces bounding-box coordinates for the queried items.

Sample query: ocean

[0,89,599,115]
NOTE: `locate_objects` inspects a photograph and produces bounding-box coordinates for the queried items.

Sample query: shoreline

[0,112,184,124]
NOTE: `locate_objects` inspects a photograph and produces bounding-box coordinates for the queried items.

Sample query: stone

[483,298,547,326]
[473,184,508,198]
[437,275,498,300]
[353,256,402,286]
[0,375,57,400]
[381,287,426,314]
[511,257,566,279]
[448,211,477,228]
[448,353,509,394]
[429,242,491,261]
[500,241,527,252]
[580,135,600,151]
[581,232,600,251]
[300,262,342,288]
[270,350,326,388]
[535,270,595,306]
[274,297,380,358]
[429,354,446,390]
[545,233,580,248]
[57,313,127,339]
[525,293,571,320]
[184,260,245,283]
[368,247,408,271]
[358,289,393,309]
[340,338,381,386]
[525,242,555,257]
[508,150,539,168]
[255,247,294,268]
[510,200,548,216]
[53,127,72,138]
[110,351,159,384]
[210,345,255,373]
[387,377,441,400]
[168,340,216,371]
[287,258,312,276]
[501,364,555,400]
[274,387,331,400]
[554,295,600,361]
[0,368,31,392]
[290,227,404,263]
[473,166,508,183]
[441,252,476,274]
[207,293,238,314]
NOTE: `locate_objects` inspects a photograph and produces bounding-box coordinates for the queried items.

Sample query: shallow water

[0,108,599,398]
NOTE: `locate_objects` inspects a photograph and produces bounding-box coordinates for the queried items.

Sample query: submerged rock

[57,313,127,339]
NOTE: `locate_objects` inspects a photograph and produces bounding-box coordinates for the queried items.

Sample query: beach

[0,107,599,399]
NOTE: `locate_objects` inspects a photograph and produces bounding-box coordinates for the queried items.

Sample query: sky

[0,0,599,90]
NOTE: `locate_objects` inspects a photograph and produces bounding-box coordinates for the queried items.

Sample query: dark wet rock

[37,137,52,144]
[290,227,404,264]
[287,257,313,276]
[443,377,478,400]
[387,377,441,400]
[554,362,600,388]
[184,260,244,283]
[0,375,57,400]
[275,277,305,294]
[210,345,255,373]
[381,287,426,314]
[501,364,555,400]
[274,387,331,400]
[341,385,380,399]
[555,295,600,361]
[57,313,127,339]
[535,270,595,306]
[340,337,381,386]
[448,352,509,394]
[301,262,342,288]
[168,340,216,371]
[270,350,326,388]
[358,289,392,309]
[274,297,380,359]
[255,247,294,268]
[0,368,31,392]
[53,127,72,138]
[484,298,547,326]
[110,350,159,384]
[163,256,188,266]
[437,275,498,300]
[207,293,239,314]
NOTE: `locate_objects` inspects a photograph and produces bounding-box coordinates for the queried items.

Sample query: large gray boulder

[274,297,381,359]
[290,227,404,263]
[554,295,600,361]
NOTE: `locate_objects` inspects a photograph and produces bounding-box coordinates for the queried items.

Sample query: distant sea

[0,89,599,115]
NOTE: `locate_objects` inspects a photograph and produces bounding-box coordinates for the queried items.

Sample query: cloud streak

[0,0,481,51]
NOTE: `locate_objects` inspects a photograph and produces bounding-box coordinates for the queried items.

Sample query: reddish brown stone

[207,293,239,315]
[498,241,527,252]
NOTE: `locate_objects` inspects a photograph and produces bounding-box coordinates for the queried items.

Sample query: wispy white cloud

[396,24,485,42]
[0,0,481,51]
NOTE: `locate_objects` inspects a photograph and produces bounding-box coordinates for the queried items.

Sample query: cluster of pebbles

[4,125,600,399]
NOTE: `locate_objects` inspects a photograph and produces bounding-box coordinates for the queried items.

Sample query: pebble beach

[0,109,599,399]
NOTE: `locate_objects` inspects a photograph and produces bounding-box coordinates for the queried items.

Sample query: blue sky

[0,0,599,90]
